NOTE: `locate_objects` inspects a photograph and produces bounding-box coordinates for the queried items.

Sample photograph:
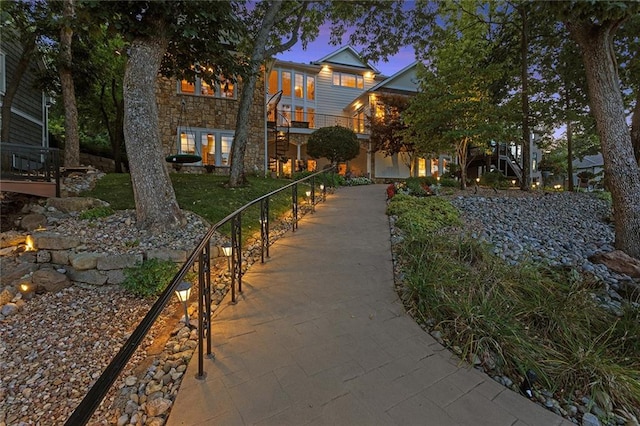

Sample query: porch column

[296,142,301,161]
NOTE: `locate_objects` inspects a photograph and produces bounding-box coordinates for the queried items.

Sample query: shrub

[481,171,509,189]
[307,126,360,164]
[345,176,373,186]
[122,258,178,298]
[387,194,461,236]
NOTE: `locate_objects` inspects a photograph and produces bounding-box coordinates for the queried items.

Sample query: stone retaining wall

[2,232,222,291]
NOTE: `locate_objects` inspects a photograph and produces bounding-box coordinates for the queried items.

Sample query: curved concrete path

[167,185,571,426]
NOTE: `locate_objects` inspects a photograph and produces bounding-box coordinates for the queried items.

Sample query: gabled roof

[573,154,604,169]
[369,61,420,94]
[312,46,380,73]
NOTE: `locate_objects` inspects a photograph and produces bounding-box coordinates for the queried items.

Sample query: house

[266,47,449,179]
[572,153,604,188]
[159,45,541,183]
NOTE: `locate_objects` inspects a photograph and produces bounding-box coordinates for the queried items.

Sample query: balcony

[269,110,368,135]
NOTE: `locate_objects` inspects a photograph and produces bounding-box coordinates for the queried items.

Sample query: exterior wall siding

[1,39,46,146]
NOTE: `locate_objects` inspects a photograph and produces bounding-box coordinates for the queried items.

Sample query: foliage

[391,200,640,417]
[480,171,509,189]
[307,126,360,165]
[368,94,413,156]
[404,6,506,190]
[122,258,177,298]
[386,194,461,235]
[78,206,114,221]
[344,177,373,186]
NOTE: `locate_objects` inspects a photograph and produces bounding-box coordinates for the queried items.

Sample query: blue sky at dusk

[276,25,417,77]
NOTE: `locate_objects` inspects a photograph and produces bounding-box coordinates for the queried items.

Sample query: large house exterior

[150,45,544,184]
[266,46,449,180]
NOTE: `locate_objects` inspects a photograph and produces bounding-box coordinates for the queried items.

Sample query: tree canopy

[307,126,360,165]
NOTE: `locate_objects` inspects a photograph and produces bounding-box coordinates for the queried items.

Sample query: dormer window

[332,72,364,89]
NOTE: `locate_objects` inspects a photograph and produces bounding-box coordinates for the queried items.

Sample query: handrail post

[292,183,298,231]
[311,176,316,212]
[231,213,242,297]
[260,198,269,263]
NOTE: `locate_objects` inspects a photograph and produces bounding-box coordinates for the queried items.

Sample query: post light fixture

[305,189,312,205]
[436,176,440,182]
[175,281,192,325]
[221,242,232,272]
[476,177,480,183]
[512,179,516,186]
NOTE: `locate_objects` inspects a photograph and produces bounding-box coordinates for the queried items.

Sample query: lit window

[268,70,278,94]
[332,72,364,89]
[282,72,291,96]
[177,127,234,167]
[295,106,304,122]
[307,108,315,128]
[295,74,303,98]
[306,76,315,100]
[181,80,195,94]
[179,77,236,99]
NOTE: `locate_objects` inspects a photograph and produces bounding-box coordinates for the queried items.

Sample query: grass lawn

[81,173,314,238]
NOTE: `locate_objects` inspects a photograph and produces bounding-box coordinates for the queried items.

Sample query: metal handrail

[64,166,336,425]
[0,142,61,197]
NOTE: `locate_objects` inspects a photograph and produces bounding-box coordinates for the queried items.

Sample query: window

[282,72,291,96]
[268,70,278,94]
[306,76,315,100]
[353,109,365,133]
[333,72,364,89]
[307,108,315,128]
[178,127,234,167]
[178,77,236,98]
[295,74,303,98]
[532,152,538,172]
[295,106,304,122]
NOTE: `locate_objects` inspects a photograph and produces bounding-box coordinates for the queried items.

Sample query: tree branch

[264,1,309,57]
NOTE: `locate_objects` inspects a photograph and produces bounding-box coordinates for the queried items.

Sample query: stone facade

[156,75,266,175]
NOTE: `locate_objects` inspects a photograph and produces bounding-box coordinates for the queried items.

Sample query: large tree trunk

[567,21,640,259]
[123,25,185,232]
[0,37,35,143]
[229,1,284,187]
[457,139,469,190]
[60,0,80,167]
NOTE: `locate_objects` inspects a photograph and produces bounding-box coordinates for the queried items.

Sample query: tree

[405,5,504,190]
[58,0,79,167]
[92,1,246,232]
[306,126,360,165]
[367,94,416,175]
[557,2,640,258]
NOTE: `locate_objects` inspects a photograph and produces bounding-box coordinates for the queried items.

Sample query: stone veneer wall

[156,75,266,175]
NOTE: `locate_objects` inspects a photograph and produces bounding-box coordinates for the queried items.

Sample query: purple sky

[276,28,417,77]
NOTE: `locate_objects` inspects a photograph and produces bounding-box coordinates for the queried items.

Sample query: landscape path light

[221,242,232,273]
[175,281,192,325]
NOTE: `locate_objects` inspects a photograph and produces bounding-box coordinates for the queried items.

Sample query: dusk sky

[276,26,418,77]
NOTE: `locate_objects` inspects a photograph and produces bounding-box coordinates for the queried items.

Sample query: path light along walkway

[167,184,572,426]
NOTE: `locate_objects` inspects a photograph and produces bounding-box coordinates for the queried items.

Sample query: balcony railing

[0,143,61,197]
[269,110,367,134]
[64,167,336,425]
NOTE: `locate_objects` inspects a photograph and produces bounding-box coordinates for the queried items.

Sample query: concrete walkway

[167,184,571,426]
